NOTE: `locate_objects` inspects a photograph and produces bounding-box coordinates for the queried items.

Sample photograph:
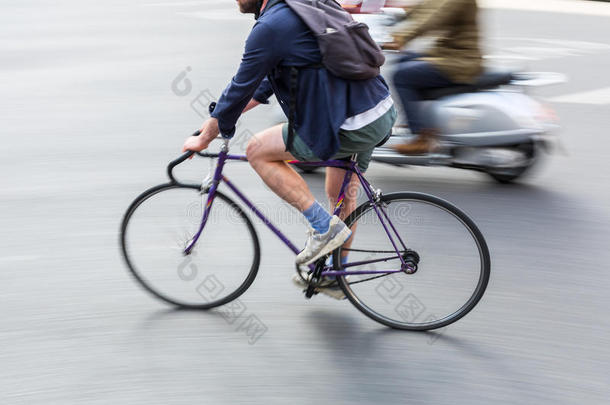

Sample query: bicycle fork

[183,142,230,256]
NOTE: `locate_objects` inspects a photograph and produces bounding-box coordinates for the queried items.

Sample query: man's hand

[381,41,402,51]
[182,118,221,154]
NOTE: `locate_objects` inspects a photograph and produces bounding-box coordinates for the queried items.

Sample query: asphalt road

[2,1,610,403]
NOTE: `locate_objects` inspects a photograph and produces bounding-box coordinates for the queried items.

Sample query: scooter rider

[383,0,483,155]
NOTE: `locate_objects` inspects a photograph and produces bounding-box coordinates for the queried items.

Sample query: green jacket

[392,0,483,83]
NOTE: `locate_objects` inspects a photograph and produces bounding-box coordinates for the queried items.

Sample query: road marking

[547,86,610,105]
[480,0,610,17]
[485,37,610,61]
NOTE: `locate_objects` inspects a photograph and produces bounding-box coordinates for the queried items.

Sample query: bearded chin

[239,0,261,14]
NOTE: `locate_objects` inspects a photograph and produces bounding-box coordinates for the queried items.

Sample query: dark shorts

[282,105,397,172]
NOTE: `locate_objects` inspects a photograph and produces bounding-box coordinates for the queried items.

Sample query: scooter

[351,1,565,183]
[371,70,563,183]
[286,69,562,183]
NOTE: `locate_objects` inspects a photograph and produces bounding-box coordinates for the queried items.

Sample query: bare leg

[246,125,315,212]
[325,166,360,259]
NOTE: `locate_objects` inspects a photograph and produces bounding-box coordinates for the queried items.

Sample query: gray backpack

[284,0,385,80]
[262,0,386,150]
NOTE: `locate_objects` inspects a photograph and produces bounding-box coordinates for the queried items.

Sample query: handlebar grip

[167,128,201,182]
[169,150,193,169]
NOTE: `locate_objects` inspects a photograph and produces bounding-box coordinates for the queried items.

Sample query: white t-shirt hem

[340,96,394,131]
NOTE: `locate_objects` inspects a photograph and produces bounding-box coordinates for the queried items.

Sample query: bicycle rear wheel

[120,184,260,309]
[335,192,490,331]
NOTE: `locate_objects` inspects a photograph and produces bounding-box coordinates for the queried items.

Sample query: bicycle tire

[120,184,260,309]
[335,192,490,331]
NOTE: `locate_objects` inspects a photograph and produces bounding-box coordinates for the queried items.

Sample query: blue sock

[302,201,332,234]
[326,255,349,267]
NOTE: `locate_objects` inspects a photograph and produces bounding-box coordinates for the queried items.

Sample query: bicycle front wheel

[335,192,490,331]
[120,184,260,309]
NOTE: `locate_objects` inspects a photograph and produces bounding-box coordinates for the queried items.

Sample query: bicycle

[120,132,490,331]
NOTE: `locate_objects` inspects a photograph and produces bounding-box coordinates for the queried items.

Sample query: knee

[394,61,428,88]
[246,137,263,166]
[393,64,412,87]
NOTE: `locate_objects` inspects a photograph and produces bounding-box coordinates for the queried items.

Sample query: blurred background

[1,0,609,403]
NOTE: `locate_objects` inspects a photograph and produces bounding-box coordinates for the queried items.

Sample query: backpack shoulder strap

[285,67,299,152]
[283,64,324,153]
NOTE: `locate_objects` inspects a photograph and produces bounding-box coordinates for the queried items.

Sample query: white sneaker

[295,216,352,266]
[291,272,346,300]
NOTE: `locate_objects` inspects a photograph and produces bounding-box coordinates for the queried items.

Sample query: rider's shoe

[392,128,439,155]
[295,216,352,266]
[291,272,346,300]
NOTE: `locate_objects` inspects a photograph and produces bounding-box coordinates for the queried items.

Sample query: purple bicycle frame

[182,149,412,277]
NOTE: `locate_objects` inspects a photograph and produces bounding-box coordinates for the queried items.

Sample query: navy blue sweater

[211,1,390,160]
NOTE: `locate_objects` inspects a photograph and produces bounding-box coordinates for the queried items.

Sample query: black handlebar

[166,129,202,183]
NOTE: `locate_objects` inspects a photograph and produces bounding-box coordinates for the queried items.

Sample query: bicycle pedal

[305,285,319,299]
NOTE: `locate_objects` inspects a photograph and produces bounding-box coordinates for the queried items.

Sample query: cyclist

[182,0,396,297]
[383,0,483,154]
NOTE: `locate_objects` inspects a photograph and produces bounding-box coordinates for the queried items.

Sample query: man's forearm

[243,99,261,114]
[201,117,220,141]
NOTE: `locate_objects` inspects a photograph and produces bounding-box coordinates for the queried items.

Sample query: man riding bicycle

[182,0,396,297]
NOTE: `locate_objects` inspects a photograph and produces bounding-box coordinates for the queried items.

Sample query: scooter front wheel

[487,166,531,183]
[486,142,538,183]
